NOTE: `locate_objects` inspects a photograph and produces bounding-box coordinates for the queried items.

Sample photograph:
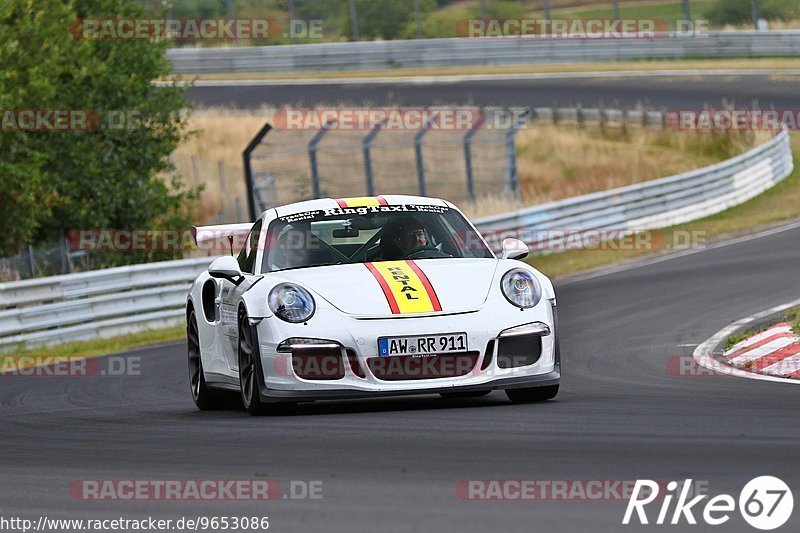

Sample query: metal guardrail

[0,130,793,348]
[167,31,800,74]
[0,258,213,348]
[474,129,793,249]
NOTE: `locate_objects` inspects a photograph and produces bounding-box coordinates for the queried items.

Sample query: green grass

[4,324,186,362]
[725,331,752,351]
[785,306,800,336]
[561,1,716,23]
[724,306,800,352]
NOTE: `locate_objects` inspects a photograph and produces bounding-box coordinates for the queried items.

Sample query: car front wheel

[238,309,295,416]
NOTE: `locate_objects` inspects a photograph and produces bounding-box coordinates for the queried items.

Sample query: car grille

[366,352,479,381]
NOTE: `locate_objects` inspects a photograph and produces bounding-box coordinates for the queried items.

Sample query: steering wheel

[405,245,451,259]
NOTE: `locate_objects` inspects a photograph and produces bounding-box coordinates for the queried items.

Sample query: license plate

[378,332,468,357]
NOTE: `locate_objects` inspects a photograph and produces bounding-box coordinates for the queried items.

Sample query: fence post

[64,237,74,274]
[463,111,486,203]
[362,119,386,196]
[60,235,69,274]
[242,122,273,221]
[349,0,360,41]
[308,120,337,199]
[27,244,35,278]
[414,112,439,197]
[191,156,200,186]
[504,108,531,201]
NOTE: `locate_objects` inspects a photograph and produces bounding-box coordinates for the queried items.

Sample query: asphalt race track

[186,73,800,110]
[3,223,800,532]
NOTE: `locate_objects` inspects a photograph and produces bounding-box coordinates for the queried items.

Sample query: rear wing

[192,223,253,254]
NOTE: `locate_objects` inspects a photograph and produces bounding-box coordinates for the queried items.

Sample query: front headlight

[500,268,542,309]
[268,283,315,323]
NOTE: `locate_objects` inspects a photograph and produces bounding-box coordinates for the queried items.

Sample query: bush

[704,0,800,26]
[0,0,196,262]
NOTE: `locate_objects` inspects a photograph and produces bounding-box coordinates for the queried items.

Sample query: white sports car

[186,195,560,415]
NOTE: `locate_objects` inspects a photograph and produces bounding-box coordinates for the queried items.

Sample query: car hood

[274,258,499,317]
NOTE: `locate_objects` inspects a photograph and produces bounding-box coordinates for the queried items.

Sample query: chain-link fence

[245,108,530,218]
[0,242,92,282]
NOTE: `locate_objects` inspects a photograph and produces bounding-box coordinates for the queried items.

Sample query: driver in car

[397,219,429,255]
[270,226,311,270]
[378,217,433,260]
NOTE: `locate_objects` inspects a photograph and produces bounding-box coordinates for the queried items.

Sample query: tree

[0,0,195,261]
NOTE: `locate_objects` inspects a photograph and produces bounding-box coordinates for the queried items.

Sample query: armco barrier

[475,129,792,248]
[0,130,793,348]
[0,258,213,348]
[167,31,800,74]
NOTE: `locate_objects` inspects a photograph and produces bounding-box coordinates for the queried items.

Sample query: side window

[237,220,263,274]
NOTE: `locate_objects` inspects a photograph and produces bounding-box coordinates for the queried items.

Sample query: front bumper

[253,298,560,402]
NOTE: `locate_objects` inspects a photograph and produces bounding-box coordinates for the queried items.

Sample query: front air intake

[290,345,345,380]
[496,335,542,369]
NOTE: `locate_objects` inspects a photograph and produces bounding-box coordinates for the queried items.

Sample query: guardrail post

[362,119,386,196]
[463,111,486,203]
[414,112,439,197]
[242,122,273,221]
[308,120,337,199]
[504,108,531,201]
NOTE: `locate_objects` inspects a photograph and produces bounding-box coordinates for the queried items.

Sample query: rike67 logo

[623,477,793,530]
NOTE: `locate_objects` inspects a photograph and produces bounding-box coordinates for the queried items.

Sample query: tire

[439,390,491,399]
[187,309,227,410]
[238,309,296,416]
[505,385,559,403]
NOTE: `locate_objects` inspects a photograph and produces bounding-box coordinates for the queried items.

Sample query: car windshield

[262,204,494,272]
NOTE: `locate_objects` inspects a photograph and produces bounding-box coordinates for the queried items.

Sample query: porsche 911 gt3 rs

[186,195,560,415]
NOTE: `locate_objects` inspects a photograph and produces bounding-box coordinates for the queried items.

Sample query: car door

[219,219,263,372]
